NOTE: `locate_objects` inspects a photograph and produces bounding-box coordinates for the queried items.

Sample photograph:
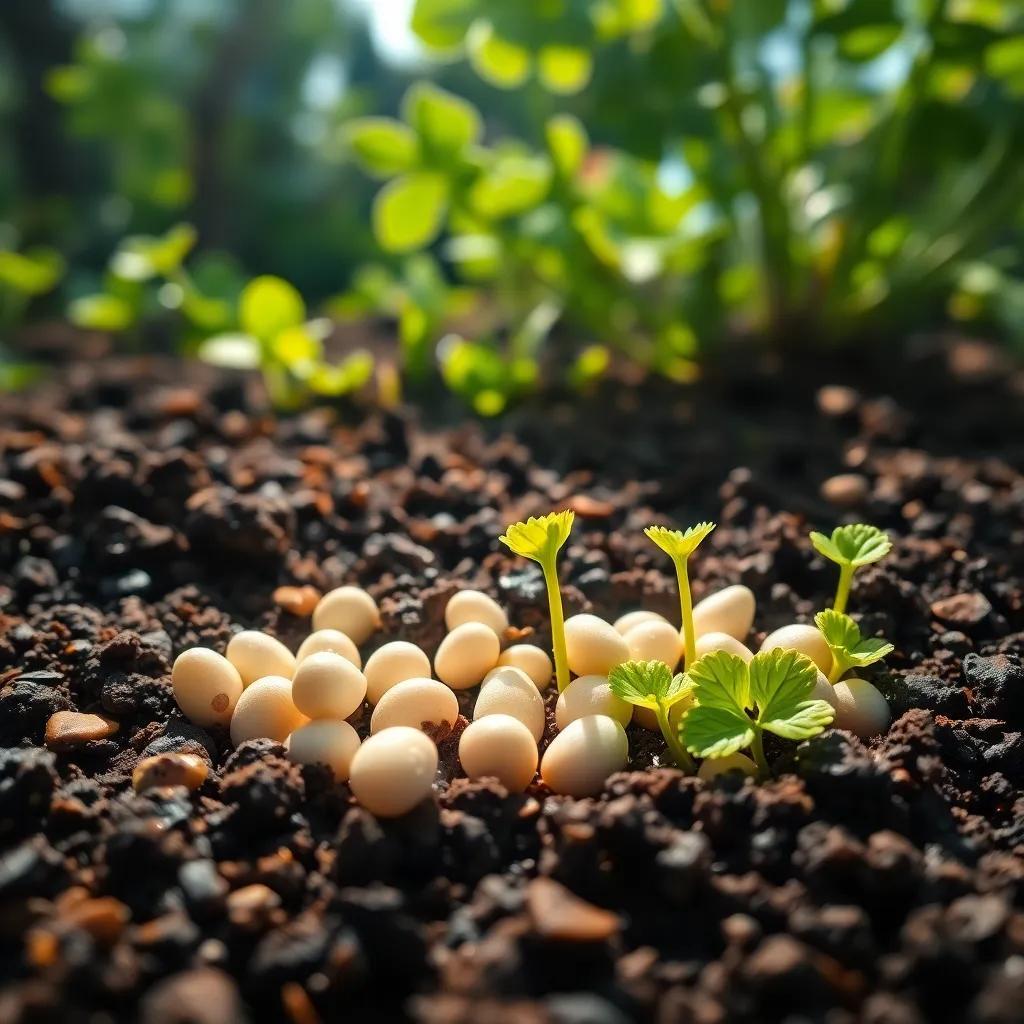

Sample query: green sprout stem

[542,555,570,693]
[673,556,696,669]
[749,730,769,780]
[656,702,695,774]
[833,563,855,616]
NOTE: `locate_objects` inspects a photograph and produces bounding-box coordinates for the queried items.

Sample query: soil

[1,335,1023,1023]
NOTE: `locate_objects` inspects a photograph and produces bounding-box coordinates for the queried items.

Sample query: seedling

[809,523,892,615]
[500,511,575,691]
[815,609,894,685]
[681,649,834,779]
[645,522,716,669]
[609,660,695,772]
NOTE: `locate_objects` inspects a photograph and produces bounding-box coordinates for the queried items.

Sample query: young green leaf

[809,523,891,614]
[499,511,574,692]
[749,648,833,741]
[608,660,690,711]
[815,609,894,683]
[681,651,755,760]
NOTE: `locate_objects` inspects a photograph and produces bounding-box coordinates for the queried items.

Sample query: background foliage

[2,0,1023,409]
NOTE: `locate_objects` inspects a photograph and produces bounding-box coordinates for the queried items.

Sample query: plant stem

[674,556,696,670]
[543,559,570,693]
[656,701,694,774]
[827,657,844,686]
[750,730,769,780]
[833,563,854,615]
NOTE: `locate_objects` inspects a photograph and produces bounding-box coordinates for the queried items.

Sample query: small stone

[133,753,209,793]
[227,883,281,929]
[44,711,119,751]
[821,473,869,507]
[139,967,247,1024]
[66,896,130,946]
[930,592,992,628]
[273,585,321,617]
[817,385,860,417]
[568,495,616,519]
[525,877,620,942]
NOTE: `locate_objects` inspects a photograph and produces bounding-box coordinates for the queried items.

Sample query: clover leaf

[815,608,895,684]
[609,660,694,771]
[809,523,891,614]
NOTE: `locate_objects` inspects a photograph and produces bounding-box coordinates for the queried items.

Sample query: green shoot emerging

[645,522,716,670]
[500,510,575,692]
[681,649,834,779]
[809,523,891,615]
[609,660,695,773]
[815,609,894,685]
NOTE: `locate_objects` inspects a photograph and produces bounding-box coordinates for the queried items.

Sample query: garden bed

[1,336,1023,1023]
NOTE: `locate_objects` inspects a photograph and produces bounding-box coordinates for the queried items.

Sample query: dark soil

[1,336,1023,1023]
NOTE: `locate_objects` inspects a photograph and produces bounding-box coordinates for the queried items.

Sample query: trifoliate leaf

[499,510,574,564]
[749,648,834,741]
[809,523,891,568]
[645,522,716,562]
[681,650,753,758]
[608,660,691,710]
[815,609,894,673]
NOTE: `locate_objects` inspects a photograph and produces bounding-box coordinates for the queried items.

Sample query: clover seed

[459,714,538,792]
[760,623,833,675]
[296,628,362,669]
[226,630,296,688]
[369,677,459,735]
[434,621,500,690]
[555,674,632,731]
[229,675,307,746]
[476,666,545,741]
[613,609,667,635]
[564,614,629,677]
[285,719,361,781]
[496,644,553,689]
[291,651,367,721]
[697,752,757,781]
[541,714,628,796]
[348,726,437,818]
[312,585,380,645]
[363,641,432,705]
[445,588,509,637]
[624,618,683,668]
[830,677,891,737]
[172,647,244,727]
[692,585,756,641]
[694,631,754,662]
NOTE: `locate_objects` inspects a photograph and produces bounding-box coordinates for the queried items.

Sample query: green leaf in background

[810,524,892,568]
[346,118,419,177]
[404,82,481,160]
[373,172,449,253]
[838,24,902,61]
[569,344,610,388]
[546,114,588,177]
[411,0,477,49]
[113,223,196,280]
[469,22,531,88]
[469,155,552,219]
[272,325,323,375]
[239,276,305,341]
[537,45,593,94]
[197,333,262,370]
[69,293,135,331]
[0,248,64,296]
[308,351,375,396]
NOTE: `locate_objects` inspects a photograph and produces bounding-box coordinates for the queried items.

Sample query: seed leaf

[815,609,894,671]
[499,510,574,564]
[809,523,891,568]
[750,648,833,740]
[609,660,690,710]
[680,651,753,758]
[645,521,716,561]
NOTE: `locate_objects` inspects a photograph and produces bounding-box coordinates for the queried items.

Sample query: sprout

[609,660,695,772]
[644,522,716,669]
[500,510,575,691]
[815,609,895,685]
[809,523,891,615]
[681,649,834,779]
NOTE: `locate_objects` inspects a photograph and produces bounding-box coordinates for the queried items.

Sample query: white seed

[459,715,538,792]
[171,648,244,728]
[698,752,757,781]
[564,614,630,677]
[692,585,756,641]
[363,641,432,705]
[286,719,361,781]
[230,675,307,746]
[226,631,296,687]
[830,677,891,738]
[625,619,683,668]
[811,670,838,709]
[633,692,694,732]
[760,623,833,675]
[312,586,380,645]
[348,726,437,818]
[497,645,553,690]
[613,610,668,635]
[296,629,362,669]
[475,666,545,741]
[555,674,632,731]
[291,651,367,720]
[434,622,500,690]
[541,714,628,797]
[370,677,459,735]
[445,589,509,637]
[695,632,754,663]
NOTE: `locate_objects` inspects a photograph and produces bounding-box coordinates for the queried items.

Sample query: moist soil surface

[1,336,1023,1023]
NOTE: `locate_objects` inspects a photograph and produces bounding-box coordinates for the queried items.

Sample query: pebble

[272,585,321,617]
[821,473,869,507]
[526,877,620,942]
[132,753,209,793]
[931,592,993,629]
[44,711,119,751]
